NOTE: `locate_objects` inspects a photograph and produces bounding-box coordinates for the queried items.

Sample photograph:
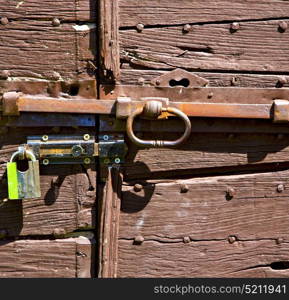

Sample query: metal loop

[126,103,191,148]
[10,147,36,162]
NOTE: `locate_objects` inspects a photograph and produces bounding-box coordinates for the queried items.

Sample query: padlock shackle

[10,148,36,162]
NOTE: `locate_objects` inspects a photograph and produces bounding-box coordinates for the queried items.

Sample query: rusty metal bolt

[155,79,161,86]
[208,92,214,99]
[226,187,236,200]
[0,70,10,79]
[180,184,189,193]
[134,183,143,192]
[136,23,144,32]
[228,236,237,244]
[183,236,191,244]
[276,237,284,245]
[52,18,61,27]
[279,21,288,32]
[230,22,240,32]
[277,184,285,193]
[0,17,9,25]
[134,235,144,244]
[138,77,145,85]
[183,24,192,33]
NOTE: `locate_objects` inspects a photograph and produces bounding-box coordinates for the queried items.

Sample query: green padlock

[7,147,41,200]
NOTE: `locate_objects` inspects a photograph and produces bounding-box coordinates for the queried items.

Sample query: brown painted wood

[0,234,95,278]
[123,133,289,179]
[120,170,289,241]
[118,239,289,278]
[120,20,289,72]
[99,0,120,81]
[0,128,96,237]
[1,0,96,21]
[0,20,95,80]
[98,167,122,278]
[119,0,289,27]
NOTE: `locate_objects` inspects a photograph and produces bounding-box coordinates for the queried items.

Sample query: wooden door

[0,0,96,277]
[98,0,289,277]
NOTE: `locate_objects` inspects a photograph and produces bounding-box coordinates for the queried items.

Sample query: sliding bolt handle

[126,101,191,148]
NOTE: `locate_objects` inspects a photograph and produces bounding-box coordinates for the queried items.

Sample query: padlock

[7,147,41,200]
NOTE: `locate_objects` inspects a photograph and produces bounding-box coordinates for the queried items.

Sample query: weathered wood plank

[120,67,289,88]
[123,133,289,179]
[0,128,96,237]
[120,20,289,72]
[118,239,289,278]
[119,0,289,27]
[0,20,95,80]
[0,235,95,278]
[0,0,95,21]
[98,168,122,278]
[99,0,120,81]
[120,170,289,241]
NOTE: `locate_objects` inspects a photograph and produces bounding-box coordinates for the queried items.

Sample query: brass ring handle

[126,103,191,148]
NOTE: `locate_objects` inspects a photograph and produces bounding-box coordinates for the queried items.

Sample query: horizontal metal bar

[0,92,281,121]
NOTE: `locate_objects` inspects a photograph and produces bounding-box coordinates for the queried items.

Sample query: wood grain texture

[120,67,289,88]
[0,235,95,278]
[123,133,289,179]
[0,0,96,21]
[0,128,96,237]
[120,170,289,241]
[98,167,122,278]
[119,0,289,27]
[118,239,289,278]
[0,20,95,79]
[120,20,289,72]
[99,0,120,81]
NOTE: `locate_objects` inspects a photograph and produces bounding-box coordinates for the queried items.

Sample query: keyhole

[15,159,30,172]
[169,78,190,87]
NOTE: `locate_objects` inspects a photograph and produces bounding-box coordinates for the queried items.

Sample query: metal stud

[83,134,90,141]
[0,70,10,79]
[279,21,288,32]
[277,184,285,193]
[0,17,9,25]
[136,23,144,32]
[183,236,191,243]
[42,135,49,142]
[180,184,189,193]
[276,237,284,245]
[183,24,192,33]
[83,158,91,165]
[134,235,144,244]
[52,18,61,27]
[228,236,237,244]
[43,159,50,166]
[230,22,240,32]
[134,184,143,192]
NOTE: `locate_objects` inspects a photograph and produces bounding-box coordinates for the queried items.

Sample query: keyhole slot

[15,159,30,172]
[169,78,190,88]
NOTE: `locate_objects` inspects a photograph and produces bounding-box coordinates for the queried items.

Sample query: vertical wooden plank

[99,0,120,81]
[98,167,122,278]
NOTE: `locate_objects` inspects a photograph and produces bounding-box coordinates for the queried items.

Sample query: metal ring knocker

[126,101,191,147]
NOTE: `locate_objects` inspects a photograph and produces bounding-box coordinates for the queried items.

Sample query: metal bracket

[26,134,97,165]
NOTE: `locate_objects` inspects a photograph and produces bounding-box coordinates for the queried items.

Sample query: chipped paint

[72,24,96,32]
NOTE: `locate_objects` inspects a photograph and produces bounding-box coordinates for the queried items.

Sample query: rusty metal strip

[100,85,289,104]
[98,167,122,278]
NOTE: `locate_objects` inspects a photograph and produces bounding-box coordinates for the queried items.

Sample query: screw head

[180,184,189,193]
[0,70,10,79]
[183,236,191,244]
[183,24,192,33]
[136,23,144,32]
[52,18,61,27]
[71,145,84,157]
[42,135,49,142]
[228,236,237,244]
[43,159,50,166]
[134,235,144,244]
[155,79,161,86]
[277,184,285,193]
[279,21,288,32]
[134,184,143,192]
[114,157,121,164]
[103,135,109,141]
[83,158,91,165]
[230,22,240,32]
[83,134,90,141]
[0,17,9,25]
[226,187,235,199]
